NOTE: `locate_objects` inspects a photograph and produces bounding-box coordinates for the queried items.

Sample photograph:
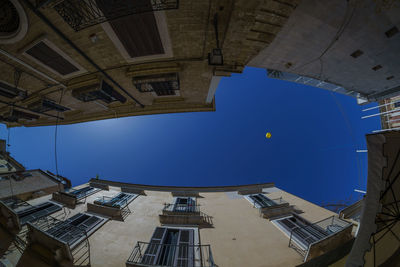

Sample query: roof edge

[88,178,275,193]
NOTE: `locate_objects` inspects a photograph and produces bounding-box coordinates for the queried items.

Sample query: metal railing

[252,197,288,208]
[127,242,216,267]
[52,0,179,31]
[288,216,352,257]
[94,193,132,208]
[163,203,200,214]
[28,215,91,266]
[67,186,97,200]
[1,196,30,210]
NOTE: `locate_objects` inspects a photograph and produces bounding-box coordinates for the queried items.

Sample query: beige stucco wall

[3,183,340,267]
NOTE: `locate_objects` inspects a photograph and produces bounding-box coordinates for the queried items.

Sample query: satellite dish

[266,132,272,139]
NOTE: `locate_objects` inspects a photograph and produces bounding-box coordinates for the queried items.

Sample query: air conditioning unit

[71,79,126,104]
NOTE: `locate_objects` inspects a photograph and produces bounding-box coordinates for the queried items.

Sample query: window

[133,73,180,96]
[394,101,400,108]
[101,6,173,62]
[385,26,399,38]
[272,214,329,249]
[17,202,62,225]
[23,39,85,78]
[173,197,196,212]
[247,193,276,208]
[142,227,194,266]
[350,49,363,58]
[372,65,382,71]
[94,192,136,208]
[45,213,103,245]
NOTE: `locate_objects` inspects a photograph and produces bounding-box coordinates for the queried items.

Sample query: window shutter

[18,202,61,225]
[142,227,167,265]
[45,213,102,245]
[250,194,275,208]
[175,229,194,267]
[79,215,101,232]
[25,41,79,76]
[277,216,329,247]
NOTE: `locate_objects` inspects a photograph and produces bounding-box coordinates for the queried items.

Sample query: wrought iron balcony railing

[94,193,133,209]
[126,241,216,267]
[51,0,179,31]
[27,215,92,266]
[163,203,200,214]
[288,216,352,259]
[251,197,288,208]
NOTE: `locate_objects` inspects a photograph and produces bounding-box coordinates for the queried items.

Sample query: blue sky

[1,67,381,206]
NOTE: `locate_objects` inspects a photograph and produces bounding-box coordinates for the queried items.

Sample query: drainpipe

[21,0,145,108]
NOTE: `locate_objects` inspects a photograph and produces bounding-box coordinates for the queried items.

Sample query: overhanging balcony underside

[87,194,134,220]
[260,203,295,219]
[52,0,179,31]
[51,191,77,208]
[288,216,353,261]
[23,213,102,266]
[126,242,216,267]
[160,204,213,226]
[52,187,100,208]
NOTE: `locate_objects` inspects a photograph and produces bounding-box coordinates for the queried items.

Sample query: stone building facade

[1,0,399,127]
[0,0,298,127]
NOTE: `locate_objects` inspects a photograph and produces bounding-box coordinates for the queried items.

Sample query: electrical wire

[54,90,64,177]
[7,127,11,152]
[329,90,364,191]
[292,0,357,74]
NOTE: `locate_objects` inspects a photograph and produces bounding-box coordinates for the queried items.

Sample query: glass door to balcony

[173,197,196,213]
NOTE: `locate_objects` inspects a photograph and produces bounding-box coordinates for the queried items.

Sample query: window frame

[94,192,137,208]
[16,201,62,225]
[44,212,107,248]
[173,196,197,212]
[101,11,173,63]
[142,226,199,266]
[244,193,276,208]
[21,37,87,79]
[271,214,329,250]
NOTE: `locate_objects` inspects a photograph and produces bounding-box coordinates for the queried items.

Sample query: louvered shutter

[142,227,167,265]
[45,213,102,245]
[174,229,194,267]
[18,202,61,225]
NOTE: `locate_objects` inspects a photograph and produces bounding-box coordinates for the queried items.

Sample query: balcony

[24,213,105,266]
[253,197,296,219]
[51,0,179,31]
[87,193,135,221]
[288,216,353,261]
[159,204,213,227]
[126,242,216,267]
[52,186,100,208]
